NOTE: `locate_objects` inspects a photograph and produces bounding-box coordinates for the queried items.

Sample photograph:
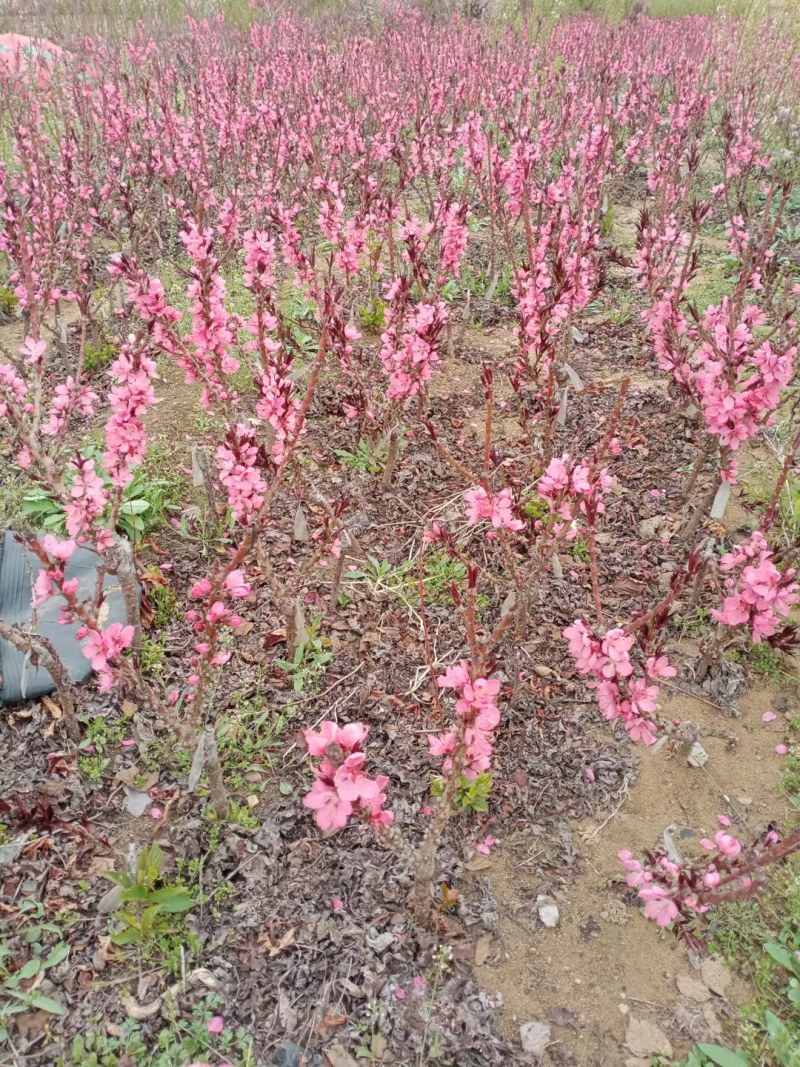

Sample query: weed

[225,799,259,829]
[0,899,69,1041]
[142,571,180,627]
[83,337,118,377]
[276,613,333,694]
[422,551,467,606]
[335,437,389,474]
[77,712,133,782]
[0,286,19,318]
[142,737,192,778]
[359,298,386,332]
[782,754,800,807]
[217,696,291,782]
[727,641,791,684]
[140,634,167,677]
[571,537,591,563]
[105,845,197,964]
[432,770,493,814]
[65,993,256,1067]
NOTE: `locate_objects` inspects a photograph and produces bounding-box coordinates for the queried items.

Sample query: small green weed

[276,614,333,694]
[217,696,291,784]
[571,537,591,563]
[0,286,18,318]
[432,771,493,814]
[359,298,386,332]
[77,711,133,782]
[66,993,256,1067]
[83,337,118,376]
[0,899,69,1042]
[335,437,388,474]
[105,845,197,964]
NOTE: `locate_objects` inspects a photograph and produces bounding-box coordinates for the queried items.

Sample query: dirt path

[474,676,798,1065]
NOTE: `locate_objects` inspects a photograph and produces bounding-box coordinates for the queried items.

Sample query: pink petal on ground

[762,711,777,723]
[150,806,164,820]
[775,744,789,756]
[207,1015,224,1034]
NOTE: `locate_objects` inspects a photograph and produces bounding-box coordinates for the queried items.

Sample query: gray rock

[625,1017,672,1058]
[519,1021,551,1057]
[536,894,560,928]
[687,741,709,768]
[676,974,711,1003]
[701,957,731,997]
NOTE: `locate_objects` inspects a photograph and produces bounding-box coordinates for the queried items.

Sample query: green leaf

[765,941,797,972]
[121,498,150,515]
[149,887,195,913]
[695,1045,750,1067]
[42,941,70,969]
[27,993,66,1015]
[16,958,41,981]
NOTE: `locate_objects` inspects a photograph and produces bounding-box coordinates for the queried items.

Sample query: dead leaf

[187,733,206,791]
[121,995,162,1020]
[533,664,555,678]
[42,695,62,720]
[474,933,494,966]
[293,505,310,542]
[465,855,492,872]
[294,599,309,649]
[324,1048,360,1067]
[258,927,297,958]
[122,787,152,818]
[233,620,254,637]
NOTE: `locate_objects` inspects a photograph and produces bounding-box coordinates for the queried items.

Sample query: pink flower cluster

[303,721,393,833]
[103,340,157,488]
[80,622,135,692]
[563,620,676,745]
[693,302,795,452]
[619,817,796,930]
[182,568,252,697]
[538,452,613,523]
[41,376,97,437]
[65,456,108,537]
[429,660,502,778]
[463,486,524,533]
[711,531,799,643]
[380,299,447,401]
[214,424,267,525]
[31,534,78,608]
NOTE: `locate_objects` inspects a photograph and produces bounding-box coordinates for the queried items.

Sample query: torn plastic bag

[0,530,137,706]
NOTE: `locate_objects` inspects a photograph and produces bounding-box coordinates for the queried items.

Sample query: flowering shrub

[621,820,800,930]
[0,7,798,937]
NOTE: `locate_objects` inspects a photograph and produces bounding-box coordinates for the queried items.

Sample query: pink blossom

[207,1016,224,1035]
[464,486,524,533]
[638,885,679,927]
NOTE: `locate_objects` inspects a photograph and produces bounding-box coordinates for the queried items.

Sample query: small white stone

[536,894,560,928]
[687,741,709,768]
[519,1021,551,1056]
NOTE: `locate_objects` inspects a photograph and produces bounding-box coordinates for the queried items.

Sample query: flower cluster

[430,660,502,778]
[380,298,447,401]
[79,622,136,692]
[538,452,614,523]
[463,486,524,533]
[711,531,799,643]
[563,620,676,745]
[620,817,798,930]
[303,721,393,833]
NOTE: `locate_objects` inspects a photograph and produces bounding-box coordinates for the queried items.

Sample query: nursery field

[1,5,800,1067]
